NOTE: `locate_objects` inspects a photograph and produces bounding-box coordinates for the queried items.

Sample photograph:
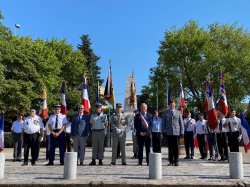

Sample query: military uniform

[89,103,108,165]
[22,113,44,166]
[11,119,24,161]
[110,104,128,165]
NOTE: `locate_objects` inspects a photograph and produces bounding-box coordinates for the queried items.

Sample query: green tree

[143,20,250,113]
[77,35,104,110]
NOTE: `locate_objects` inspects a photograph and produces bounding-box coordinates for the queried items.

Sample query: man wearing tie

[162,100,184,166]
[71,104,90,165]
[134,103,152,166]
[46,104,67,165]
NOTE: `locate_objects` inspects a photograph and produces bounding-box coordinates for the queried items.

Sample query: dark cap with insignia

[95,102,102,108]
[116,103,122,108]
[231,108,236,112]
[198,112,204,116]
[54,104,61,108]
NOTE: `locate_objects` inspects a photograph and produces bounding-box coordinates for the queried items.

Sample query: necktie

[219,119,222,132]
[55,115,58,129]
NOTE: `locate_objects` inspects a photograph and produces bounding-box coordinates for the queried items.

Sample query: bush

[4,132,13,148]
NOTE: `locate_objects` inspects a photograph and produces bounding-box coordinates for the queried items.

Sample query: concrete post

[149,153,162,179]
[229,152,244,179]
[64,152,77,180]
[0,153,5,179]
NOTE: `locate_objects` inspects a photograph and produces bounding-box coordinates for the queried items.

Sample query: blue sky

[0,0,250,105]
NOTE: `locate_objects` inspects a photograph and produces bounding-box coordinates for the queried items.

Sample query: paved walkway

[0,146,250,186]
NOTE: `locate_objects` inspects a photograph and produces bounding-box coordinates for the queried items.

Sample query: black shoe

[13,158,16,162]
[60,162,64,166]
[89,160,96,166]
[174,162,179,166]
[16,158,21,162]
[110,163,116,166]
[22,162,28,166]
[31,162,36,166]
[80,162,83,166]
[184,156,190,159]
[99,160,103,165]
[137,163,142,166]
[167,163,173,166]
[208,157,213,161]
[45,162,54,166]
[146,163,149,166]
[122,163,127,166]
[190,156,193,159]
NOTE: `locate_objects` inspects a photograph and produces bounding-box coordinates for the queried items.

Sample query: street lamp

[14,24,21,36]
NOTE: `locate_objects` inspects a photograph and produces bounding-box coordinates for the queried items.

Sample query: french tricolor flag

[240,112,250,153]
[177,82,185,116]
[61,81,67,115]
[218,72,228,116]
[0,114,4,152]
[205,81,218,130]
[82,77,91,115]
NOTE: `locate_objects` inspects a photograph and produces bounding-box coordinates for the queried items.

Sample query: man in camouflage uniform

[110,103,128,165]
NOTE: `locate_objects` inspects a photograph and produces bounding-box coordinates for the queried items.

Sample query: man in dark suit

[162,100,184,166]
[134,103,153,166]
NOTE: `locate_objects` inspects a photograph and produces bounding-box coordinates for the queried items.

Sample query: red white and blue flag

[240,112,250,153]
[139,113,149,129]
[82,77,91,115]
[218,72,228,116]
[177,82,185,116]
[61,81,67,115]
[205,81,218,130]
[0,114,4,152]
[39,89,49,119]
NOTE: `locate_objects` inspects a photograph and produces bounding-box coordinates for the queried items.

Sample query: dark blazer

[134,112,153,136]
[70,114,90,137]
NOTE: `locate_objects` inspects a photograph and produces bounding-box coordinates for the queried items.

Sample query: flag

[205,80,218,130]
[129,73,136,107]
[104,63,115,105]
[61,81,67,115]
[166,79,172,105]
[218,72,228,116]
[0,114,4,152]
[177,82,185,116]
[82,76,91,115]
[240,112,250,153]
[39,88,49,119]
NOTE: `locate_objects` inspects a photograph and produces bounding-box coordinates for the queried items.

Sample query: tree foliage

[0,11,91,123]
[142,20,250,113]
[77,35,104,111]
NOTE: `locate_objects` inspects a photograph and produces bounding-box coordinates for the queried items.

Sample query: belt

[92,129,105,132]
[24,132,39,135]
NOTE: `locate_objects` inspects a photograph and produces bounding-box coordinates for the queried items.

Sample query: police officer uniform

[226,110,242,152]
[46,105,67,165]
[110,103,128,165]
[11,115,24,161]
[183,116,196,159]
[216,116,229,161]
[22,110,44,166]
[89,103,108,165]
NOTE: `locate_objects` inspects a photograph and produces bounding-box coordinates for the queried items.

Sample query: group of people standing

[10,99,243,167]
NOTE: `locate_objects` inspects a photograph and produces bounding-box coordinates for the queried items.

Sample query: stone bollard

[64,152,77,180]
[229,152,244,179]
[149,153,162,179]
[0,153,5,179]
